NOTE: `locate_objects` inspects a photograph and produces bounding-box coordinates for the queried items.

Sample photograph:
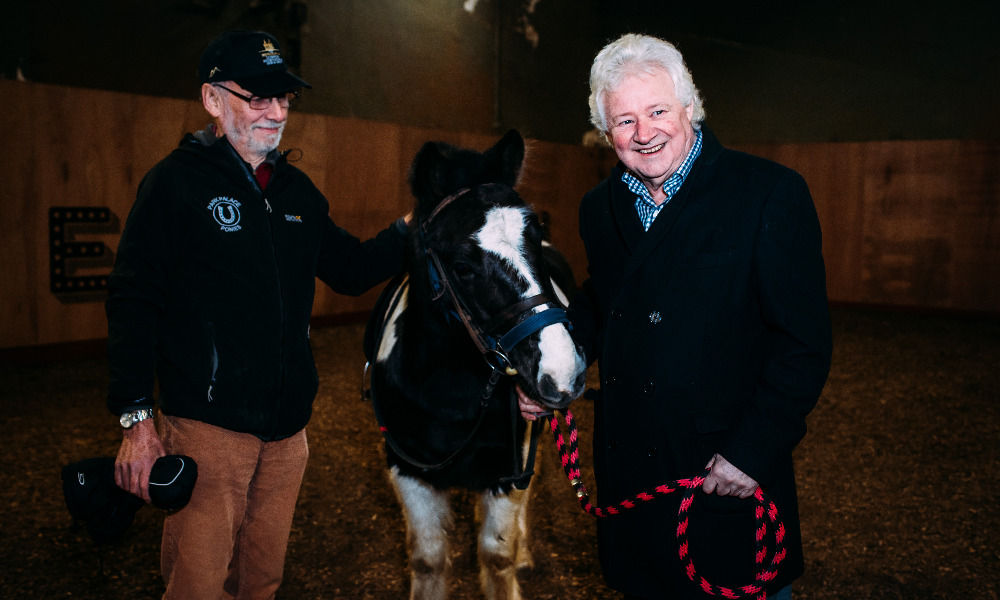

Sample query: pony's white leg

[513,486,533,571]
[476,486,530,600]
[389,466,453,600]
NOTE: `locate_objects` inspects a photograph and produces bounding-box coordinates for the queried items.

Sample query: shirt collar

[622,129,703,230]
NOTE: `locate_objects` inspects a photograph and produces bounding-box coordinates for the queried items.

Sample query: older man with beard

[106,30,409,599]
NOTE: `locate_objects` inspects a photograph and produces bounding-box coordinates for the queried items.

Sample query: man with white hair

[106,29,409,599]
[522,33,832,599]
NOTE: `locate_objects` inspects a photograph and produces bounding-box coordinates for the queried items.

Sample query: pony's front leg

[514,424,540,572]
[476,486,531,600]
[389,467,453,600]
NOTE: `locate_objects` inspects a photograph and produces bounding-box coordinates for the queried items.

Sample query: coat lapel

[606,163,645,255]
[616,127,724,284]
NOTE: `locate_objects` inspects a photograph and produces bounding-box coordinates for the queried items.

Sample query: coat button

[608,439,620,451]
[642,382,655,394]
[647,446,658,458]
[610,308,622,320]
[649,310,662,324]
[606,376,617,386]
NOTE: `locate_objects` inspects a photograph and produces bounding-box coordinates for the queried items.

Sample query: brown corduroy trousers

[158,415,309,600]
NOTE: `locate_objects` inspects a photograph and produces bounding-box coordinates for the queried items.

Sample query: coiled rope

[549,409,786,599]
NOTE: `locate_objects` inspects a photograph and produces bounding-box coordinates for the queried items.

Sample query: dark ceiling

[3,0,997,144]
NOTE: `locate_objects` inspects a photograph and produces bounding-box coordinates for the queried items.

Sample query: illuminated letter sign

[49,207,116,295]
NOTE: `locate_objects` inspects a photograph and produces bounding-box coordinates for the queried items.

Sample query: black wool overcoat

[567,127,833,599]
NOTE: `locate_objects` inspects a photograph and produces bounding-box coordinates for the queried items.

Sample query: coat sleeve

[722,170,833,486]
[566,191,604,368]
[315,217,408,296]
[105,168,182,415]
[568,279,601,368]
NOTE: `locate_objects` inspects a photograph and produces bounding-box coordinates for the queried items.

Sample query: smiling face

[604,68,696,201]
[202,81,287,167]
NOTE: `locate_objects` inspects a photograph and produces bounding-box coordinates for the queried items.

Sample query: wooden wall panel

[735,139,1000,312]
[862,140,1000,312]
[3,79,998,354]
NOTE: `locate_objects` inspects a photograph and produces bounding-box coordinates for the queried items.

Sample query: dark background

[3,0,998,145]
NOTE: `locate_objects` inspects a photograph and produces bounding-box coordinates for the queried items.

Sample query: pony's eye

[451,262,473,277]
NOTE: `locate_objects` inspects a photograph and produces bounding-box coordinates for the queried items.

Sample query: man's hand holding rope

[516,385,549,421]
[702,453,758,499]
[517,386,759,499]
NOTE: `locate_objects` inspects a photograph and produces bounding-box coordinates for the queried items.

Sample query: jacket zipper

[207,322,219,402]
[262,192,285,439]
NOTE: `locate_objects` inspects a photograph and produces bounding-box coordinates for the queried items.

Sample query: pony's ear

[482,129,525,188]
[409,141,449,213]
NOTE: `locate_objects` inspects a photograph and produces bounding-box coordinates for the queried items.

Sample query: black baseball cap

[199,29,311,96]
[62,455,199,544]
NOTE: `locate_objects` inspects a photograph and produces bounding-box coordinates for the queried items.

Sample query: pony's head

[408,130,586,408]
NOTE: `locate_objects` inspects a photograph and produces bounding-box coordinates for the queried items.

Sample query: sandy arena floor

[1,307,997,599]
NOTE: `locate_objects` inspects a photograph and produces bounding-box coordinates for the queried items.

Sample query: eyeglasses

[213,84,299,110]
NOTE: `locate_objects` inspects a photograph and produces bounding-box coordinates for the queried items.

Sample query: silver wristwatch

[119,408,155,429]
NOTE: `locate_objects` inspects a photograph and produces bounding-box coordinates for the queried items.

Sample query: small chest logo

[207,197,242,232]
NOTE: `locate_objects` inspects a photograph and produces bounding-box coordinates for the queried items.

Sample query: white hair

[588,33,705,134]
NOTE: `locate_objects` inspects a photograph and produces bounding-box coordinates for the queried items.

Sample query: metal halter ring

[484,348,518,376]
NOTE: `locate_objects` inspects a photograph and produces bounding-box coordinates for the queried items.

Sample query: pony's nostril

[538,373,558,399]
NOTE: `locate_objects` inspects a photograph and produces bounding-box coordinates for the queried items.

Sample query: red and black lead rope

[548,409,786,600]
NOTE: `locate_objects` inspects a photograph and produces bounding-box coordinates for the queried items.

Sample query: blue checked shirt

[622,129,703,231]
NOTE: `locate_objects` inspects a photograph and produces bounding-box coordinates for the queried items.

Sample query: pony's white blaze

[542,279,583,392]
[476,207,583,395]
[476,207,541,297]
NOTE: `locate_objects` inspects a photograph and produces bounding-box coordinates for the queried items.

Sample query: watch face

[120,413,132,428]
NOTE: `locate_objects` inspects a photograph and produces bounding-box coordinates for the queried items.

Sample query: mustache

[252,121,285,131]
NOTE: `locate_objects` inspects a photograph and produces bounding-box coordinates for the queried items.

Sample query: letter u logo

[211,201,242,230]
[216,205,237,224]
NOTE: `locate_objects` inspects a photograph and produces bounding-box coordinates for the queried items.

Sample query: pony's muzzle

[537,371,585,408]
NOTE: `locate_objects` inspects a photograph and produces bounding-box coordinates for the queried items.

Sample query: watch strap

[120,408,155,429]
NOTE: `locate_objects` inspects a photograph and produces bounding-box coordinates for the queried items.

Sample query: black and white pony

[364,130,587,599]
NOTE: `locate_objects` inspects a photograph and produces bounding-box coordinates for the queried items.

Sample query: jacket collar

[181,125,286,192]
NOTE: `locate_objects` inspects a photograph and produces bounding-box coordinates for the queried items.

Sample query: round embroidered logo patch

[207,197,242,232]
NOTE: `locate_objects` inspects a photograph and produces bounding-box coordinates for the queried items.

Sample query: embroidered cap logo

[260,39,283,67]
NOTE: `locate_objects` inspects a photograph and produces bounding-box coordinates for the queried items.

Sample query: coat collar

[606,125,724,280]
